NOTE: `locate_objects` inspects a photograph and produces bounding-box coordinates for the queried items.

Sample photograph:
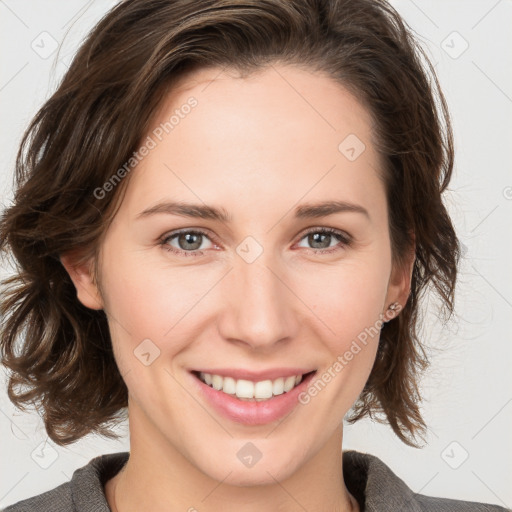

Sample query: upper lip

[190,367,317,382]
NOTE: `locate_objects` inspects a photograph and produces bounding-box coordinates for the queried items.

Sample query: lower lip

[189,371,317,426]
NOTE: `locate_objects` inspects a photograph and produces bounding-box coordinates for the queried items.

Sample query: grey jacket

[2,450,509,511]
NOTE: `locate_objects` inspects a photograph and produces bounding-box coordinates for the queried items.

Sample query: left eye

[296,228,351,253]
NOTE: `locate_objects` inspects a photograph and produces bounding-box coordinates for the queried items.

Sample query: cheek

[303,258,390,341]
[299,258,389,398]
[98,244,224,383]
[290,261,388,428]
[100,244,198,335]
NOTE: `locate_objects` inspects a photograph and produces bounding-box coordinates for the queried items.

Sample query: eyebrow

[136,200,370,222]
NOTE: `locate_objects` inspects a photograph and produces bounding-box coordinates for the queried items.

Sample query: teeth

[273,377,284,396]
[284,376,296,392]
[211,374,223,391]
[198,372,305,400]
[223,376,236,395]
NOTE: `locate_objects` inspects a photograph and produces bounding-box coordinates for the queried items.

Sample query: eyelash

[159,227,352,258]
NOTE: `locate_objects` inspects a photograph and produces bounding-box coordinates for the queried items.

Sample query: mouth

[190,370,317,402]
[189,369,317,425]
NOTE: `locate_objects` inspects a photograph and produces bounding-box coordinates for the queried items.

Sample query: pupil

[310,233,330,249]
[180,233,201,250]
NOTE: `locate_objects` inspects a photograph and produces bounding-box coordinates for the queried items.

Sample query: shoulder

[415,494,509,511]
[1,451,129,512]
[342,450,510,512]
[1,481,72,512]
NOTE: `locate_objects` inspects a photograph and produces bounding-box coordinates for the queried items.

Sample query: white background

[1,0,511,509]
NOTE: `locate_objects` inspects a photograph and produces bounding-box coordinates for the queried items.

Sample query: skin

[61,64,414,512]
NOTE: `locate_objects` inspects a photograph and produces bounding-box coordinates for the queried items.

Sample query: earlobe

[59,251,103,310]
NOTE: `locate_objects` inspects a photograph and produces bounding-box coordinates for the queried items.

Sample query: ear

[383,234,415,318]
[59,250,103,310]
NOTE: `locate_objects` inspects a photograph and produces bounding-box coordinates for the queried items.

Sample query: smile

[189,370,318,425]
[194,371,314,401]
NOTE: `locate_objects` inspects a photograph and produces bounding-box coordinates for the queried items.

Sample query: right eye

[159,229,216,257]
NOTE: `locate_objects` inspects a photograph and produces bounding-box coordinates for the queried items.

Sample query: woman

[1,0,508,511]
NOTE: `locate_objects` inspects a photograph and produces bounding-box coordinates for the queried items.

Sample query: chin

[195,448,302,487]
[221,466,295,487]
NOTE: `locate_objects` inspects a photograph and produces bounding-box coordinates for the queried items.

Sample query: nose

[217,254,299,352]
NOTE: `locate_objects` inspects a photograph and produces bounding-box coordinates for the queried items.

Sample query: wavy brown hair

[0,0,459,447]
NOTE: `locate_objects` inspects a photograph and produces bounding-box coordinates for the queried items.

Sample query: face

[63,64,411,486]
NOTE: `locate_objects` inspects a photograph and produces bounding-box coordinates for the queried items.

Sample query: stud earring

[382,302,401,324]
[388,302,400,312]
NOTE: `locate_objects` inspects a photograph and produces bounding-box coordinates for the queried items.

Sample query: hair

[0,0,459,447]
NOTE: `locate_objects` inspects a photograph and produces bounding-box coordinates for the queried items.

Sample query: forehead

[160,64,375,152]
[120,64,385,222]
